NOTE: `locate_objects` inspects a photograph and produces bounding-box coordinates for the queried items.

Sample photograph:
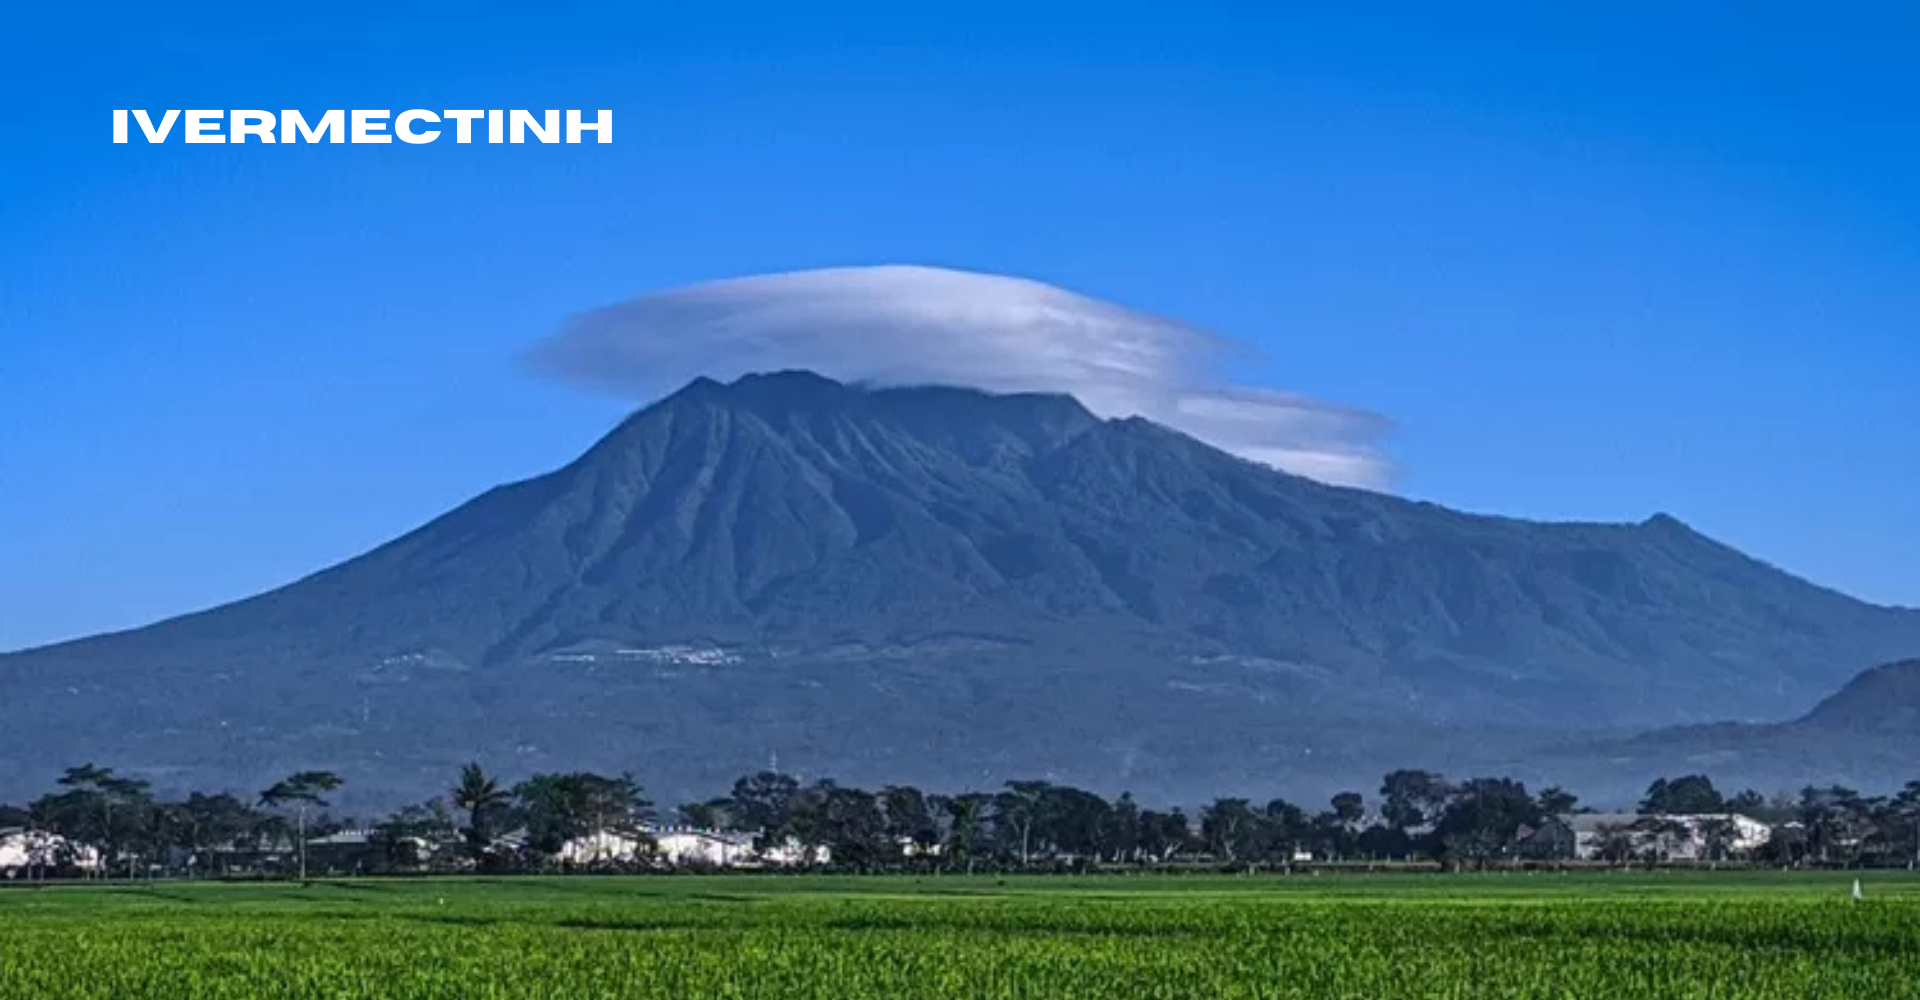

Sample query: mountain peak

[657,369,845,402]
[728,368,850,395]
[638,369,1099,438]
[702,369,857,416]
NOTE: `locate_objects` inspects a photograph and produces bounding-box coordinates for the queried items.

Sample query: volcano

[3,371,1915,803]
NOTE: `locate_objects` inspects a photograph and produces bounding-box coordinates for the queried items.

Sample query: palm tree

[259,770,343,882]
[452,762,510,862]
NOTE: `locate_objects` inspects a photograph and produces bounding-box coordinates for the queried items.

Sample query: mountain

[3,371,1916,804]
[1796,659,1920,735]
[1542,659,1920,800]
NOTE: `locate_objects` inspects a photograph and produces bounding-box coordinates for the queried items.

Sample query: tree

[1639,775,1725,815]
[259,770,344,881]
[513,772,651,864]
[1137,808,1193,862]
[1631,815,1694,862]
[34,764,155,878]
[372,799,457,872]
[1311,792,1366,861]
[1356,822,1414,861]
[1797,785,1869,865]
[790,782,888,870]
[1757,822,1809,867]
[1261,799,1311,861]
[1379,770,1451,833]
[1200,798,1259,864]
[1331,792,1365,826]
[173,792,262,876]
[1040,786,1113,864]
[941,793,988,874]
[1434,778,1541,865]
[880,785,940,860]
[1857,794,1905,867]
[1103,792,1142,863]
[451,763,511,863]
[994,781,1052,866]
[679,798,734,830]
[1594,822,1639,864]
[727,771,801,844]
[1895,780,1920,869]
[1696,816,1741,863]
[1536,786,1580,816]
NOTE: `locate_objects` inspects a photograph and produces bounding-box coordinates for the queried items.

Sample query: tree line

[5,764,1919,879]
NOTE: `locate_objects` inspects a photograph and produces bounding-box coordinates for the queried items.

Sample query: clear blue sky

[2,3,1915,651]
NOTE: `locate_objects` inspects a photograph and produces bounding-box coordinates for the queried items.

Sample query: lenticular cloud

[527,265,1393,489]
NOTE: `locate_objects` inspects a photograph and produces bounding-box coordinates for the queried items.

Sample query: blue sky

[2,3,1915,651]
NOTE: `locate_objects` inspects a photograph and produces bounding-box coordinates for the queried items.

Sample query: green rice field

[2,872,1918,998]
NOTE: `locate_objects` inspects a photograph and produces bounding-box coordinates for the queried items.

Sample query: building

[1565,813,1773,861]
[556,828,652,866]
[553,826,830,868]
[1512,817,1578,860]
[0,828,103,877]
[756,835,830,867]
[651,826,758,867]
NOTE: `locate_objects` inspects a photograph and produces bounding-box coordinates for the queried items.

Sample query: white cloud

[527,265,1393,489]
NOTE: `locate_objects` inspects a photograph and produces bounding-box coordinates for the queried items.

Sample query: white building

[898,837,943,859]
[543,825,831,868]
[757,835,830,867]
[1567,813,1773,861]
[651,826,758,867]
[556,829,652,865]
[0,828,103,875]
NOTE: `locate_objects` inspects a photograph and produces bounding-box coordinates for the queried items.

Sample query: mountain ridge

[3,371,1916,803]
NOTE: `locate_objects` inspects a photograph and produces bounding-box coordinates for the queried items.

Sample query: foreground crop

[1,874,1917,998]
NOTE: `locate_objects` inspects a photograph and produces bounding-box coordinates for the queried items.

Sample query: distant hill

[1542,659,1920,798]
[1797,659,1920,735]
[3,371,1916,804]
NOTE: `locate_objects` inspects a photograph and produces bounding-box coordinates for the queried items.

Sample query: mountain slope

[3,371,1916,802]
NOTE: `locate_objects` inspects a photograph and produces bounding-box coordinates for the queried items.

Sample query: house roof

[307,829,377,846]
[1562,812,1769,835]
[649,825,756,847]
[1563,813,1642,834]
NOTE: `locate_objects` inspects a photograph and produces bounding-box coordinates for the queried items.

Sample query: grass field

[3,872,1919,998]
